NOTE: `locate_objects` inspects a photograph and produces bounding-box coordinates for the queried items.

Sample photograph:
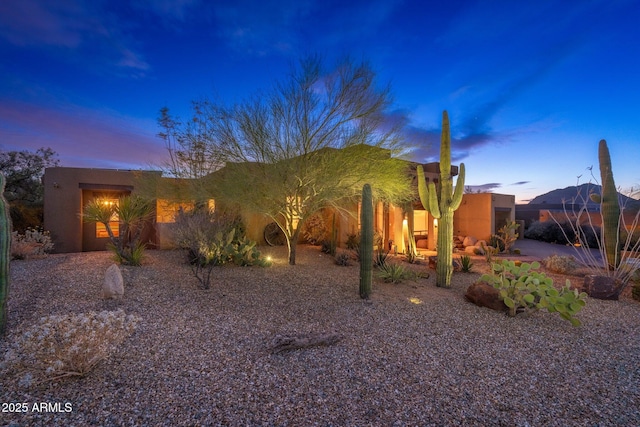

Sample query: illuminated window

[156,199,218,223]
[156,200,193,223]
[95,197,119,238]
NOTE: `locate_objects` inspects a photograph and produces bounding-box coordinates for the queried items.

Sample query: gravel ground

[1,246,639,426]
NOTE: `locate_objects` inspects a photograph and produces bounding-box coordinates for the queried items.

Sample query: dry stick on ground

[269,333,342,354]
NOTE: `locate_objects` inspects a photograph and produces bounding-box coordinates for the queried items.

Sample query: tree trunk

[288,228,301,265]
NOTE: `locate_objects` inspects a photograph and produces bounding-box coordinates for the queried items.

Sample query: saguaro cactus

[590,139,621,269]
[417,111,465,288]
[359,183,373,299]
[0,174,11,335]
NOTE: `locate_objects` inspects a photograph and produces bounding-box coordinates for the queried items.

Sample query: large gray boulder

[103,264,124,299]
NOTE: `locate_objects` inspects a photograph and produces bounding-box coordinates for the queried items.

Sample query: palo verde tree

[159,56,414,265]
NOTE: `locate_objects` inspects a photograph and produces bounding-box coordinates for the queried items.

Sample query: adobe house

[43,161,515,254]
[43,167,162,253]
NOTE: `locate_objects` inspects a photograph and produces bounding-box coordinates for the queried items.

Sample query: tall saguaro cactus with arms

[417,111,466,288]
[0,173,11,335]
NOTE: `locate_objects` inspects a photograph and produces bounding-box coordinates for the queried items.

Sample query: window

[155,199,216,223]
[95,197,119,238]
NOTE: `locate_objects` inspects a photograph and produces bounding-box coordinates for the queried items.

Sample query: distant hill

[529,184,640,210]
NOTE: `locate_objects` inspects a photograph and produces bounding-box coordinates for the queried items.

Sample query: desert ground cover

[1,245,639,426]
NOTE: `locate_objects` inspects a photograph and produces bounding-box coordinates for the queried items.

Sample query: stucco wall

[453,193,515,241]
[43,167,160,253]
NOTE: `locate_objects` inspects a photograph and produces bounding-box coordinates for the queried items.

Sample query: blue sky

[1,0,638,203]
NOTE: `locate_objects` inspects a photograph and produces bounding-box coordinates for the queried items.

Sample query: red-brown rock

[465,281,508,312]
[582,275,623,300]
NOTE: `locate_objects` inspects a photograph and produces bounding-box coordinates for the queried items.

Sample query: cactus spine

[0,174,11,335]
[359,183,373,299]
[591,139,621,269]
[417,111,465,288]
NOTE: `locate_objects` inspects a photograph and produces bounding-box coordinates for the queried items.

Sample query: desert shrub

[543,254,578,274]
[1,310,140,386]
[173,209,266,288]
[480,242,498,266]
[525,221,573,244]
[374,247,389,268]
[620,228,640,250]
[10,227,54,259]
[573,224,602,249]
[320,239,336,256]
[301,212,328,245]
[632,280,640,302]
[405,250,418,264]
[493,221,519,253]
[481,260,587,326]
[9,203,43,233]
[334,250,351,266]
[488,235,505,253]
[378,262,413,284]
[459,254,474,272]
[346,233,359,250]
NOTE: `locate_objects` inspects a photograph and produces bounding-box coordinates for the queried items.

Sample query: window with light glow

[95,197,119,238]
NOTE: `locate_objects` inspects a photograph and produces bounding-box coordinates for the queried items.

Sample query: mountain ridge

[528,183,640,210]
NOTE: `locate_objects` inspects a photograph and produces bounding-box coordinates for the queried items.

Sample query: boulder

[465,281,508,312]
[475,240,488,248]
[463,236,478,247]
[582,275,623,300]
[103,264,124,299]
[464,245,477,255]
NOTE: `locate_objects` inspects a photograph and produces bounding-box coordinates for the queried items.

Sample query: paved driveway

[511,238,603,265]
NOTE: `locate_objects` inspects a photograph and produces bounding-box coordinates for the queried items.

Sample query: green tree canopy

[0,147,59,231]
[159,56,415,264]
[0,147,59,205]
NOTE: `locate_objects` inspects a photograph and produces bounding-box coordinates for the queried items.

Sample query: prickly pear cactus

[0,173,11,335]
[417,111,465,288]
[590,139,620,269]
[359,183,373,299]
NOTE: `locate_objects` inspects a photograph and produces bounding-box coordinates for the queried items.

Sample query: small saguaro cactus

[359,183,373,299]
[417,110,466,288]
[0,173,11,335]
[589,139,621,269]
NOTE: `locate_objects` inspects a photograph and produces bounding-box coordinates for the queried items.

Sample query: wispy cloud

[208,0,402,57]
[467,183,503,193]
[0,99,167,169]
[0,0,150,76]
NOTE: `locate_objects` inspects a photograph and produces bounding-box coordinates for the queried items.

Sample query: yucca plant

[378,262,411,284]
[459,254,474,272]
[82,195,154,266]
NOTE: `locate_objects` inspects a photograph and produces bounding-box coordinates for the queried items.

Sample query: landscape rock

[582,275,623,300]
[103,263,124,299]
[463,236,478,247]
[464,246,477,254]
[465,281,508,312]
